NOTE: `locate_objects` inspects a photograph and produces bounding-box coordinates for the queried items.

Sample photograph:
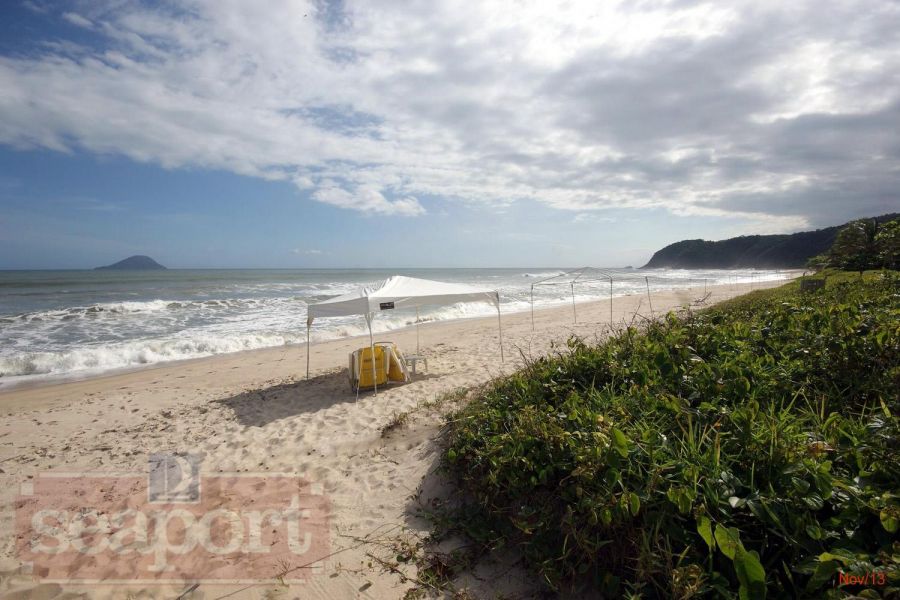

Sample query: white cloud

[292,248,323,255]
[0,0,897,226]
[573,213,617,224]
[62,12,93,29]
[22,1,48,14]
[312,186,425,216]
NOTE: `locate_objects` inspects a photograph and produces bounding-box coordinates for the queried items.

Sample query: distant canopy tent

[529,267,708,328]
[305,276,504,392]
[530,267,615,329]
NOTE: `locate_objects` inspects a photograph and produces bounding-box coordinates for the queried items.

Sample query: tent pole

[496,298,504,362]
[571,283,577,324]
[416,306,420,355]
[368,314,376,398]
[306,323,310,380]
[530,285,535,331]
[645,276,654,317]
[609,276,613,325]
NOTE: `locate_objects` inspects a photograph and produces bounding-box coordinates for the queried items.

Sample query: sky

[0,0,898,269]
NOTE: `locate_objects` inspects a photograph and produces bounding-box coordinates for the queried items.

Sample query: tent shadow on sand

[216,368,442,428]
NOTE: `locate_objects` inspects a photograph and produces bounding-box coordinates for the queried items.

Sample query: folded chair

[348,342,409,392]
[349,345,389,391]
[376,341,410,384]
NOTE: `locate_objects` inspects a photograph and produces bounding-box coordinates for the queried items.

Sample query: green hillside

[643,214,898,268]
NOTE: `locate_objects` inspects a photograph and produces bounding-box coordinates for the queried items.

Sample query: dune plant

[441,273,899,598]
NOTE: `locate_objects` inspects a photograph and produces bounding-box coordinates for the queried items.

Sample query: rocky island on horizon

[94,255,167,270]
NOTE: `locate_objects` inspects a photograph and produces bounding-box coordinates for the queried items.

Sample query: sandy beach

[0,280,789,599]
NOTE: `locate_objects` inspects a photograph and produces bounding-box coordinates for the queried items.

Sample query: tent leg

[571,283,577,324]
[530,285,534,331]
[306,324,310,380]
[416,306,420,356]
[368,315,376,398]
[645,276,654,317]
[609,277,613,325]
[496,302,504,362]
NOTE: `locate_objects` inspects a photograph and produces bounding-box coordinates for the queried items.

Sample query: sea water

[0,268,792,387]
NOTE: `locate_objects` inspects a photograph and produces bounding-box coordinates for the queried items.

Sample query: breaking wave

[6,298,286,323]
[0,333,302,378]
[0,268,796,385]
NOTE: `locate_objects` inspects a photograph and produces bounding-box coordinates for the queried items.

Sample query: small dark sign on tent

[379,302,395,310]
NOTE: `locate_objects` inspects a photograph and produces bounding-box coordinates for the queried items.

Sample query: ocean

[0,268,792,387]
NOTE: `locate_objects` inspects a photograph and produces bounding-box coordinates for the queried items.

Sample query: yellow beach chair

[349,342,410,391]
[376,341,410,383]
[349,345,389,391]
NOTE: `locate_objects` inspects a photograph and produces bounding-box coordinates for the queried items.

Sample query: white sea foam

[0,332,303,378]
[0,268,797,384]
[0,303,503,379]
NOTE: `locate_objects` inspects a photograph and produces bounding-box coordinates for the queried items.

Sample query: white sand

[0,280,790,599]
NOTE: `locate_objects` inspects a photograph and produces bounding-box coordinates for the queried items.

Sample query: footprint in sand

[366,473,382,489]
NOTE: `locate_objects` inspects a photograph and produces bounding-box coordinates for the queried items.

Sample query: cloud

[573,213,617,224]
[0,0,897,226]
[61,12,93,29]
[22,1,48,14]
[312,185,426,216]
[292,248,323,255]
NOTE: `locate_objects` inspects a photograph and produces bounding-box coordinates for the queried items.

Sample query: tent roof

[307,275,499,324]
[531,267,615,286]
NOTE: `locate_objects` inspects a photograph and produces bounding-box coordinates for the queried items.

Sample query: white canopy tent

[306,276,504,393]
[530,267,614,329]
[529,268,703,329]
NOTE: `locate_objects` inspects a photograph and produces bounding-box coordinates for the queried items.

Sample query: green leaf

[805,523,824,540]
[734,548,766,600]
[697,516,714,550]
[446,448,457,462]
[880,509,899,533]
[790,477,810,493]
[805,559,839,593]
[714,524,743,560]
[814,470,834,500]
[667,487,695,514]
[802,494,824,510]
[611,428,629,457]
[628,492,640,516]
[817,550,853,565]
[604,468,620,486]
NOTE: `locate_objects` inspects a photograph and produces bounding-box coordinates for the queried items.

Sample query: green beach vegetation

[438,272,899,598]
[809,217,900,272]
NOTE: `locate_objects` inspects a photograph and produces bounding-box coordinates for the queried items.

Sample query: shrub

[443,273,900,598]
[876,220,900,271]
[818,218,900,271]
